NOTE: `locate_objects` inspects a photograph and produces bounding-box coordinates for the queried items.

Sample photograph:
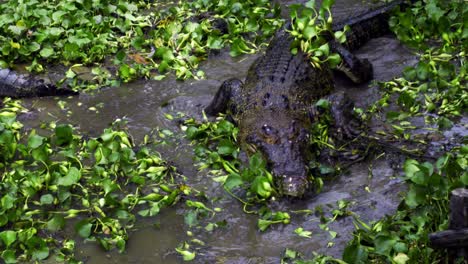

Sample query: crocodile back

[242,30,334,114]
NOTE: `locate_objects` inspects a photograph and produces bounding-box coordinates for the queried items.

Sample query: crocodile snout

[271,161,309,197]
[280,173,309,197]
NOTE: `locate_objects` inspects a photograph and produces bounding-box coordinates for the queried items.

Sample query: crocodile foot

[328,92,362,140]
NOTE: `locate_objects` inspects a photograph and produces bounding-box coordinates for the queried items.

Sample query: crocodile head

[242,113,310,197]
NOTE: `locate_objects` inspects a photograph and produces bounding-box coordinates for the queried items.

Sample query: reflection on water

[18,1,465,263]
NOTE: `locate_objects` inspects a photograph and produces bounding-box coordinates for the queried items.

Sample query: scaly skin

[206,1,407,197]
[0,68,77,98]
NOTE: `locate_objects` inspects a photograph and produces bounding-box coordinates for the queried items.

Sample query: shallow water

[18,1,466,263]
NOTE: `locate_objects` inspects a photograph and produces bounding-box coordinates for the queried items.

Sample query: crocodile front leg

[205,78,243,116]
[330,41,373,84]
[328,91,362,139]
[310,92,362,140]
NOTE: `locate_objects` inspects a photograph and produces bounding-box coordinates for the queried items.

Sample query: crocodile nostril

[262,124,274,135]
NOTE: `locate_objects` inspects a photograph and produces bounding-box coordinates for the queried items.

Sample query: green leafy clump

[372,0,467,130]
[289,0,347,69]
[0,0,141,64]
[389,0,467,51]
[343,146,467,263]
[149,0,283,80]
[0,102,185,263]
[0,0,283,88]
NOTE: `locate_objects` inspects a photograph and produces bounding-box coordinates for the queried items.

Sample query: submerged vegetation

[0,0,466,263]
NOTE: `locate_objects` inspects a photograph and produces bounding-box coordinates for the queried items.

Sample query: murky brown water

[18,1,467,263]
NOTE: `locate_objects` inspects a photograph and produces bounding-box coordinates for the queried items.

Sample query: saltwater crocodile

[0,68,77,99]
[205,1,408,197]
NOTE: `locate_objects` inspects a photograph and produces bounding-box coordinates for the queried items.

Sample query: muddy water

[18,1,466,263]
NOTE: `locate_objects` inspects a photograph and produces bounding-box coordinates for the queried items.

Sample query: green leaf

[46,215,65,232]
[185,22,200,33]
[52,11,67,23]
[425,2,444,22]
[57,167,81,186]
[305,1,315,9]
[393,242,408,253]
[32,147,48,162]
[251,176,272,198]
[327,53,341,68]
[284,248,299,259]
[303,26,317,39]
[405,185,426,208]
[28,134,44,149]
[175,247,196,261]
[186,200,212,212]
[55,124,73,145]
[207,35,223,50]
[249,153,264,169]
[317,43,329,56]
[231,2,243,13]
[224,173,243,190]
[294,227,312,238]
[30,239,49,260]
[1,194,16,210]
[334,30,346,43]
[217,139,236,155]
[374,235,397,255]
[0,231,17,247]
[315,98,330,109]
[404,159,420,179]
[40,194,54,205]
[1,249,16,264]
[321,0,335,10]
[47,27,64,37]
[75,219,92,238]
[158,60,170,73]
[393,253,410,264]
[68,35,91,47]
[184,211,198,227]
[27,42,41,52]
[39,47,54,58]
[416,62,430,80]
[229,37,253,57]
[461,172,468,185]
[257,219,273,231]
[343,243,368,263]
[437,117,453,130]
[155,47,174,61]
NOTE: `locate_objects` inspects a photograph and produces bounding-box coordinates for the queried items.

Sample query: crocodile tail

[0,68,77,98]
[332,0,412,51]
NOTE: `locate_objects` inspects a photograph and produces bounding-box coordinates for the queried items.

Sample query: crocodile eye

[260,124,278,144]
[262,124,274,135]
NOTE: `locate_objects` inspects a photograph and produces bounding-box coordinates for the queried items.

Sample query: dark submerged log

[429,229,468,248]
[429,188,468,261]
[0,68,77,98]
